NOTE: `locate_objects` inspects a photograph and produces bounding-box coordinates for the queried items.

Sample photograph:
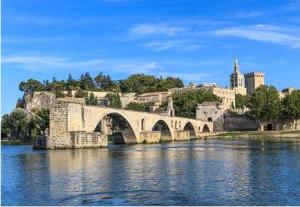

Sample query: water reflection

[2,139,300,205]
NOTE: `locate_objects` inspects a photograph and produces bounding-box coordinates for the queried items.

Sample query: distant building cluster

[26,58,296,118]
[230,58,264,96]
[169,58,265,109]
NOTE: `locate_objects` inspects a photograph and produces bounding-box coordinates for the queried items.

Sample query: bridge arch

[93,112,138,144]
[202,124,211,132]
[183,122,197,139]
[152,120,173,141]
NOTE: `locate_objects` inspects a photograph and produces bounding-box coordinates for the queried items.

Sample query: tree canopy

[85,92,98,105]
[125,102,154,112]
[235,94,250,109]
[170,90,221,118]
[105,93,122,108]
[119,74,184,94]
[1,108,49,143]
[247,85,281,124]
[18,73,184,95]
[282,90,300,120]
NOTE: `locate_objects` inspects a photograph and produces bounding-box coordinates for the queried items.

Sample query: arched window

[141,119,145,131]
[208,117,212,122]
[170,109,174,116]
[175,121,178,129]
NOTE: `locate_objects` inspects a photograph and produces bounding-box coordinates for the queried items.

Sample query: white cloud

[214,24,300,48]
[235,11,265,18]
[142,40,202,52]
[2,55,164,74]
[158,72,211,82]
[131,24,187,36]
[2,55,217,82]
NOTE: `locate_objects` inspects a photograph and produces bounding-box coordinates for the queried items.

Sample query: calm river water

[2,139,300,206]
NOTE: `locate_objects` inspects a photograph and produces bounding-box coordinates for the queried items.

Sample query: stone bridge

[39,101,213,149]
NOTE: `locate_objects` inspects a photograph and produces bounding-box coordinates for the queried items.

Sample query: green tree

[85,93,98,105]
[48,79,66,91]
[31,108,50,136]
[8,108,30,141]
[94,72,118,91]
[119,74,159,94]
[1,114,12,138]
[106,93,122,108]
[282,90,300,129]
[235,94,249,109]
[169,90,220,118]
[157,77,184,91]
[66,90,73,97]
[80,73,95,90]
[19,79,44,93]
[247,85,281,130]
[1,108,50,143]
[66,73,79,90]
[16,98,26,108]
[74,89,88,98]
[119,74,184,94]
[55,90,66,98]
[125,102,154,111]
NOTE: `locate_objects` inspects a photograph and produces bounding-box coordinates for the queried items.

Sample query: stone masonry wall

[223,114,258,131]
[274,119,300,130]
[140,131,161,143]
[48,102,72,149]
[48,102,107,149]
[174,130,190,141]
[70,131,107,148]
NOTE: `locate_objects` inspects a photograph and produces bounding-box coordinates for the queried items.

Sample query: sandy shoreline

[205,130,300,140]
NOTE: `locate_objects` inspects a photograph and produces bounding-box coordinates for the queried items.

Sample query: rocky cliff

[23,92,85,113]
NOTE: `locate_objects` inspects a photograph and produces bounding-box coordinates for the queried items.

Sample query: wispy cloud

[142,40,203,52]
[282,0,300,12]
[234,11,265,18]
[131,24,188,36]
[214,24,300,48]
[2,55,164,74]
[3,36,71,44]
[158,72,211,82]
[2,54,218,82]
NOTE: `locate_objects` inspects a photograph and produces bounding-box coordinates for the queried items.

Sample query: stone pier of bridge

[35,101,213,149]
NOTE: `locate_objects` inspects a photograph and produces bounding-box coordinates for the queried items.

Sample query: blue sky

[2,0,300,115]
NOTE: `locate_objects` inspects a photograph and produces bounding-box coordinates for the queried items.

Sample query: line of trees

[125,102,155,112]
[236,85,300,130]
[1,108,49,144]
[18,73,184,95]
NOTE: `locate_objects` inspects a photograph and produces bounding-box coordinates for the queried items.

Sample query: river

[2,139,300,205]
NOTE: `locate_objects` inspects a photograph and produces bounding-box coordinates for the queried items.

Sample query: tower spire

[234,57,239,72]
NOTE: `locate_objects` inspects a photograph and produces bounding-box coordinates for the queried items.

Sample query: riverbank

[205,130,300,140]
[1,139,31,145]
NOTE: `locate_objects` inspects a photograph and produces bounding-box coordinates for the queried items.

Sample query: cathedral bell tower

[230,58,245,88]
[230,58,247,96]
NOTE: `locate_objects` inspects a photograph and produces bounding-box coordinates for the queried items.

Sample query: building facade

[230,58,265,96]
[278,87,296,99]
[136,91,171,105]
[170,84,235,110]
[244,72,265,95]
